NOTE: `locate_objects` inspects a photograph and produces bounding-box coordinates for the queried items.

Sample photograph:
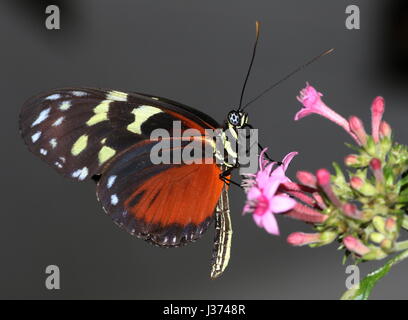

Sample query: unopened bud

[349,116,367,145]
[316,168,331,186]
[342,203,363,220]
[344,154,359,166]
[316,169,342,207]
[362,247,388,260]
[320,231,337,245]
[296,171,317,188]
[370,158,384,183]
[370,232,385,244]
[371,96,385,143]
[350,176,364,189]
[380,239,393,251]
[287,232,321,246]
[343,236,371,256]
[372,216,386,234]
[385,217,397,233]
[379,121,392,138]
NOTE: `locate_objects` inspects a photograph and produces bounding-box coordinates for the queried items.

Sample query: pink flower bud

[344,154,359,166]
[371,97,385,143]
[370,158,384,182]
[316,169,342,207]
[316,168,331,186]
[342,203,363,220]
[349,116,367,145]
[385,217,397,233]
[343,236,371,256]
[350,176,364,189]
[379,121,392,138]
[285,203,328,223]
[287,232,321,246]
[370,158,382,171]
[296,171,317,188]
[312,192,326,209]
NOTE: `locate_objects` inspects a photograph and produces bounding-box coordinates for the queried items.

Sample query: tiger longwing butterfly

[19,21,332,278]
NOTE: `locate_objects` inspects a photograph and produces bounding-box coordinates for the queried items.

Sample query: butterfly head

[227,110,248,128]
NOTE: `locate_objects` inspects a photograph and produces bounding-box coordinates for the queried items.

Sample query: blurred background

[1,0,408,299]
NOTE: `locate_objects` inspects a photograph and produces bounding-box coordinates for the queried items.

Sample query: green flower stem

[341,249,408,300]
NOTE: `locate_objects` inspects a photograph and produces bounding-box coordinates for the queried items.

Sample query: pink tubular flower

[242,150,298,235]
[348,116,367,145]
[287,232,321,246]
[371,97,385,143]
[295,83,360,144]
[343,236,371,256]
[296,171,317,188]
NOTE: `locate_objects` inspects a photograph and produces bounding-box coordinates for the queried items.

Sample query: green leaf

[341,250,408,300]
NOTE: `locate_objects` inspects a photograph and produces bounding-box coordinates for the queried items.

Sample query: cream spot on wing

[45,94,61,100]
[110,194,119,206]
[71,134,88,156]
[59,101,72,111]
[52,116,64,127]
[101,138,107,144]
[106,90,128,102]
[49,138,57,149]
[72,167,88,180]
[31,131,41,143]
[127,105,163,134]
[31,107,51,127]
[86,100,111,126]
[107,175,117,189]
[98,145,116,165]
[151,97,159,101]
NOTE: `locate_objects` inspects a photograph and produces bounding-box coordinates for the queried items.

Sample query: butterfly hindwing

[96,140,225,246]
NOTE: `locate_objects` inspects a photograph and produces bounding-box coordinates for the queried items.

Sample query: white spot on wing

[40,148,48,155]
[107,175,117,189]
[72,91,87,97]
[54,161,63,169]
[110,194,119,206]
[45,94,61,100]
[31,108,51,127]
[31,131,42,143]
[49,138,57,149]
[52,116,64,127]
[71,167,88,181]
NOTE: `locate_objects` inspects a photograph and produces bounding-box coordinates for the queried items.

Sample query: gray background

[1,0,408,299]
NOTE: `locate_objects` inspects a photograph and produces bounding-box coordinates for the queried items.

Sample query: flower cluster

[243,83,408,263]
[289,84,408,261]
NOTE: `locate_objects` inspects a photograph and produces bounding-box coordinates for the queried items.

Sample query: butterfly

[19,87,251,278]
[18,21,330,278]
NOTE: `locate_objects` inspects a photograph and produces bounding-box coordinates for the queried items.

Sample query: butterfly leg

[219,166,242,188]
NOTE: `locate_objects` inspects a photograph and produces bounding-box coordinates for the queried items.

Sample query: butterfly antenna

[237,21,260,111]
[241,48,334,111]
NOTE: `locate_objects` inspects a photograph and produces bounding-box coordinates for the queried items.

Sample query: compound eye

[228,111,241,126]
